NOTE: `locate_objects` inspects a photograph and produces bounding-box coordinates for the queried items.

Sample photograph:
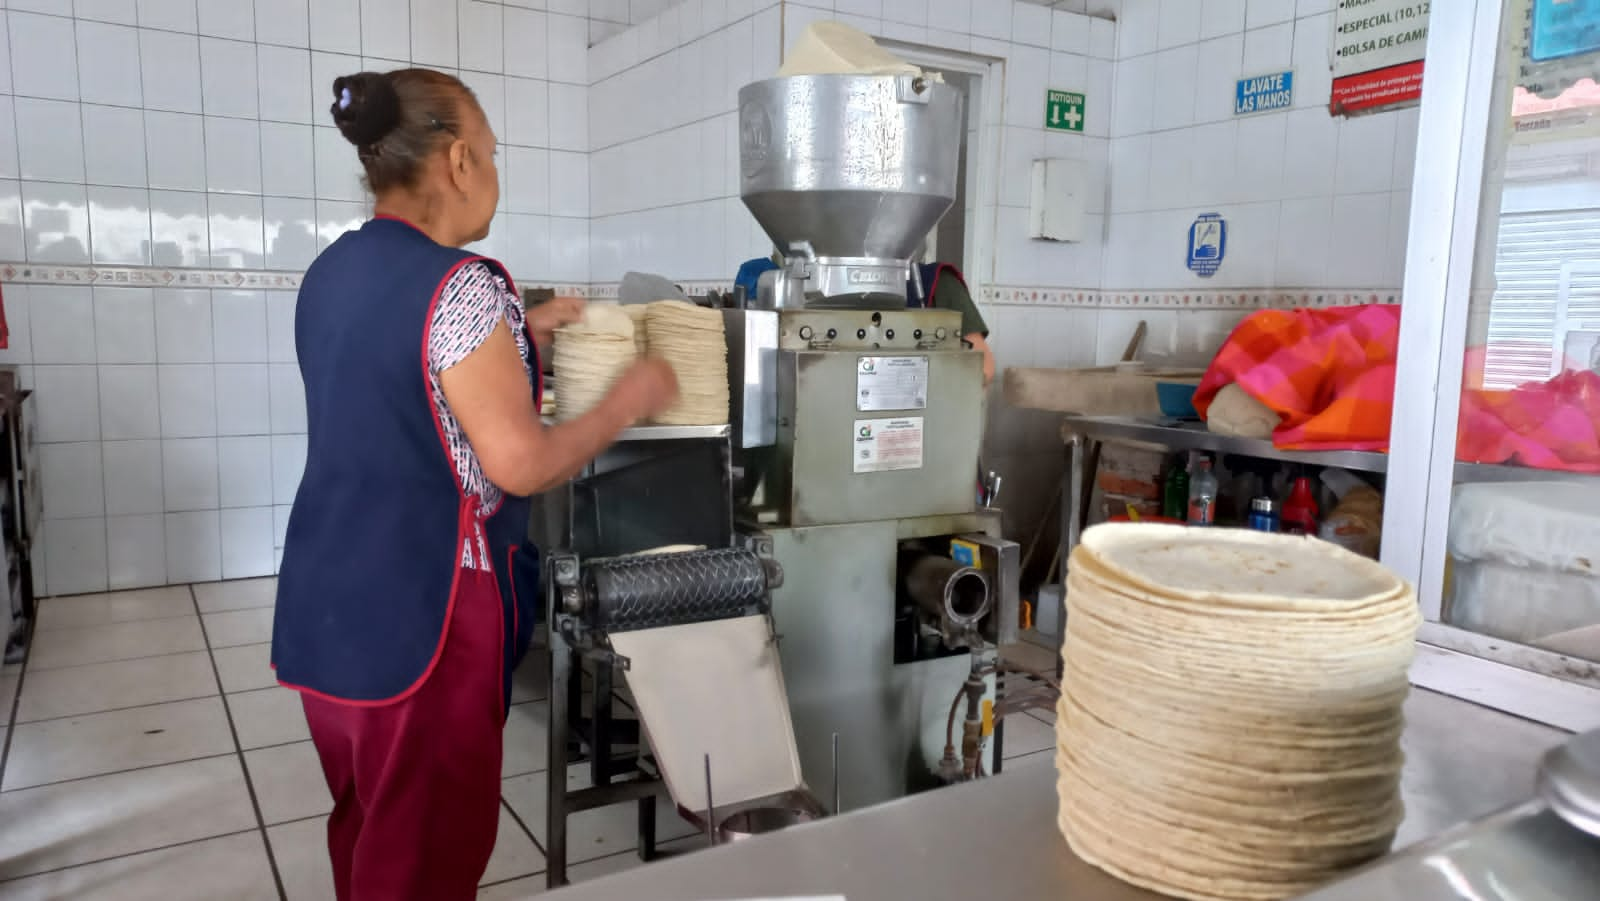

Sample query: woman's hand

[967,333,996,389]
[441,326,679,497]
[527,296,586,346]
[612,358,680,422]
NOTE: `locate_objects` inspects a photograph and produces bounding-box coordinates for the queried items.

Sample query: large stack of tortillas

[1056,523,1420,901]
[551,305,637,422]
[623,304,650,358]
[644,300,729,426]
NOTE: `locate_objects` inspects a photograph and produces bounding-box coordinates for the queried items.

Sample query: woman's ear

[447,138,471,193]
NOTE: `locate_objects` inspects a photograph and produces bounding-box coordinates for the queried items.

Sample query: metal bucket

[716,805,816,843]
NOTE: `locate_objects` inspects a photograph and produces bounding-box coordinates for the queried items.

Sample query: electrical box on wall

[1029,158,1088,243]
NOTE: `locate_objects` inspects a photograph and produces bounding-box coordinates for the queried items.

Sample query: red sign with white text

[1329,60,1425,115]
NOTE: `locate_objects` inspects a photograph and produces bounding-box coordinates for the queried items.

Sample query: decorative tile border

[583,281,733,300]
[980,286,1403,310]
[0,263,307,291]
[0,263,595,297]
[0,265,1403,313]
[981,286,1102,307]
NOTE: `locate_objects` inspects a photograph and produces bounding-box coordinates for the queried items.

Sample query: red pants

[300,567,505,901]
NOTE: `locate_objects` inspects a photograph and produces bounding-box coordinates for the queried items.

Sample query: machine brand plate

[852,417,924,474]
[856,355,928,411]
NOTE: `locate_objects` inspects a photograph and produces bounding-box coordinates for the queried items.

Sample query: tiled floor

[0,580,1056,899]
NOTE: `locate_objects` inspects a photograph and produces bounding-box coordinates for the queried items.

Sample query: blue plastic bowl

[1157,382,1199,419]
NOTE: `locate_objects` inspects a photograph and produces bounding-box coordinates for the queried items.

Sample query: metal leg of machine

[1054,433,1086,679]
[545,555,665,891]
[545,606,573,889]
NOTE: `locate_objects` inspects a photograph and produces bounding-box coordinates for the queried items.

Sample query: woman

[272,69,678,900]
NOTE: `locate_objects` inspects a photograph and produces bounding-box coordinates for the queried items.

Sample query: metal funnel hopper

[738,74,963,305]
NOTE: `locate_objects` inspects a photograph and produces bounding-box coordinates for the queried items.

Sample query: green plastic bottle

[1162,456,1190,520]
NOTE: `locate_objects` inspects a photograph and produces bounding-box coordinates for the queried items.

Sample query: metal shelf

[542,420,730,443]
[615,423,730,442]
[1060,415,1389,474]
[1060,415,1600,484]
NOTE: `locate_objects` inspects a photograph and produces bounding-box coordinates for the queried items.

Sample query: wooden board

[1001,366,1205,415]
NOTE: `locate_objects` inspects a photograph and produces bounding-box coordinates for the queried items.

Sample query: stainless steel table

[540,690,1568,901]
[1053,416,1595,592]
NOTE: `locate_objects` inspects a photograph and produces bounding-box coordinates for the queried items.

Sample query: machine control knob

[856,328,867,340]
[826,328,837,340]
[935,327,947,340]
[913,329,923,340]
[885,329,895,340]
[799,325,814,340]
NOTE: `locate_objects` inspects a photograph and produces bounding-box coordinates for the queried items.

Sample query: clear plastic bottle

[1187,455,1218,526]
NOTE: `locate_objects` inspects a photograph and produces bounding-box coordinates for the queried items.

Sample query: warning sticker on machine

[853,417,924,474]
[856,356,928,412]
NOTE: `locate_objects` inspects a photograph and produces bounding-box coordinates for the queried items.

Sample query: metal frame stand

[535,428,736,889]
[545,556,664,890]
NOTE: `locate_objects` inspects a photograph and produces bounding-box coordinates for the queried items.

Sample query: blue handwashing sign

[1235,71,1294,115]
[1187,213,1226,278]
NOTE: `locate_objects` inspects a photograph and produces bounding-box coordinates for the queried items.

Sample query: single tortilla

[778,21,928,78]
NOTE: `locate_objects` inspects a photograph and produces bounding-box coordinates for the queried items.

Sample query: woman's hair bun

[330,73,402,147]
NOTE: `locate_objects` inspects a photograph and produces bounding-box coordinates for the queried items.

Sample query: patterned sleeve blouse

[425,262,536,569]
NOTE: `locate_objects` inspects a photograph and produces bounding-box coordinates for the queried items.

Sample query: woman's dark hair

[329,69,479,194]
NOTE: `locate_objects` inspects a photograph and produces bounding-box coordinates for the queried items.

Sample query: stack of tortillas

[644,300,729,426]
[1056,523,1420,901]
[551,304,638,422]
[623,305,650,358]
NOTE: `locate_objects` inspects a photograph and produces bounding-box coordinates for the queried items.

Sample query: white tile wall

[1,0,1426,591]
[3,0,621,593]
[585,0,783,282]
[1100,0,1418,292]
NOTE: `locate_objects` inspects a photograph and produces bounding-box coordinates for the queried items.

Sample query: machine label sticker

[856,355,929,411]
[853,417,924,474]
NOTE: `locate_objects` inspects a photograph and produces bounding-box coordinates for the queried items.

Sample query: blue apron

[273,217,540,708]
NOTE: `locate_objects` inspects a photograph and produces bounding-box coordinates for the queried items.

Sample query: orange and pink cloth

[1193,304,1600,473]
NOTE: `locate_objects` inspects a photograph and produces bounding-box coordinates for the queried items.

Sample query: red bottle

[1281,477,1319,536]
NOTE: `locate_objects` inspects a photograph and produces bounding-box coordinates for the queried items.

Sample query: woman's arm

[440,322,678,496]
[930,272,995,389]
[967,333,995,388]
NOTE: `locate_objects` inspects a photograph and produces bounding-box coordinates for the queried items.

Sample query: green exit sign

[1046,89,1085,132]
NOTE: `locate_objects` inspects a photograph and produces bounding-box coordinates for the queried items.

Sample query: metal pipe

[903,554,991,628]
[832,732,840,815]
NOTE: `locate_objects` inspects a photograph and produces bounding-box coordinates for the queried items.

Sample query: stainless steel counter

[1059,415,1390,474]
[540,690,1570,900]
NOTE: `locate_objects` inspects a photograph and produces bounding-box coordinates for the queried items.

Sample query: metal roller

[903,554,991,648]
[583,548,776,633]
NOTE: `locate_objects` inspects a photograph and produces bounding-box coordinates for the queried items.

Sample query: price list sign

[1330,0,1431,115]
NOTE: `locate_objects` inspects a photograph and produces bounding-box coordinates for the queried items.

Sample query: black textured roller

[583,548,769,633]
